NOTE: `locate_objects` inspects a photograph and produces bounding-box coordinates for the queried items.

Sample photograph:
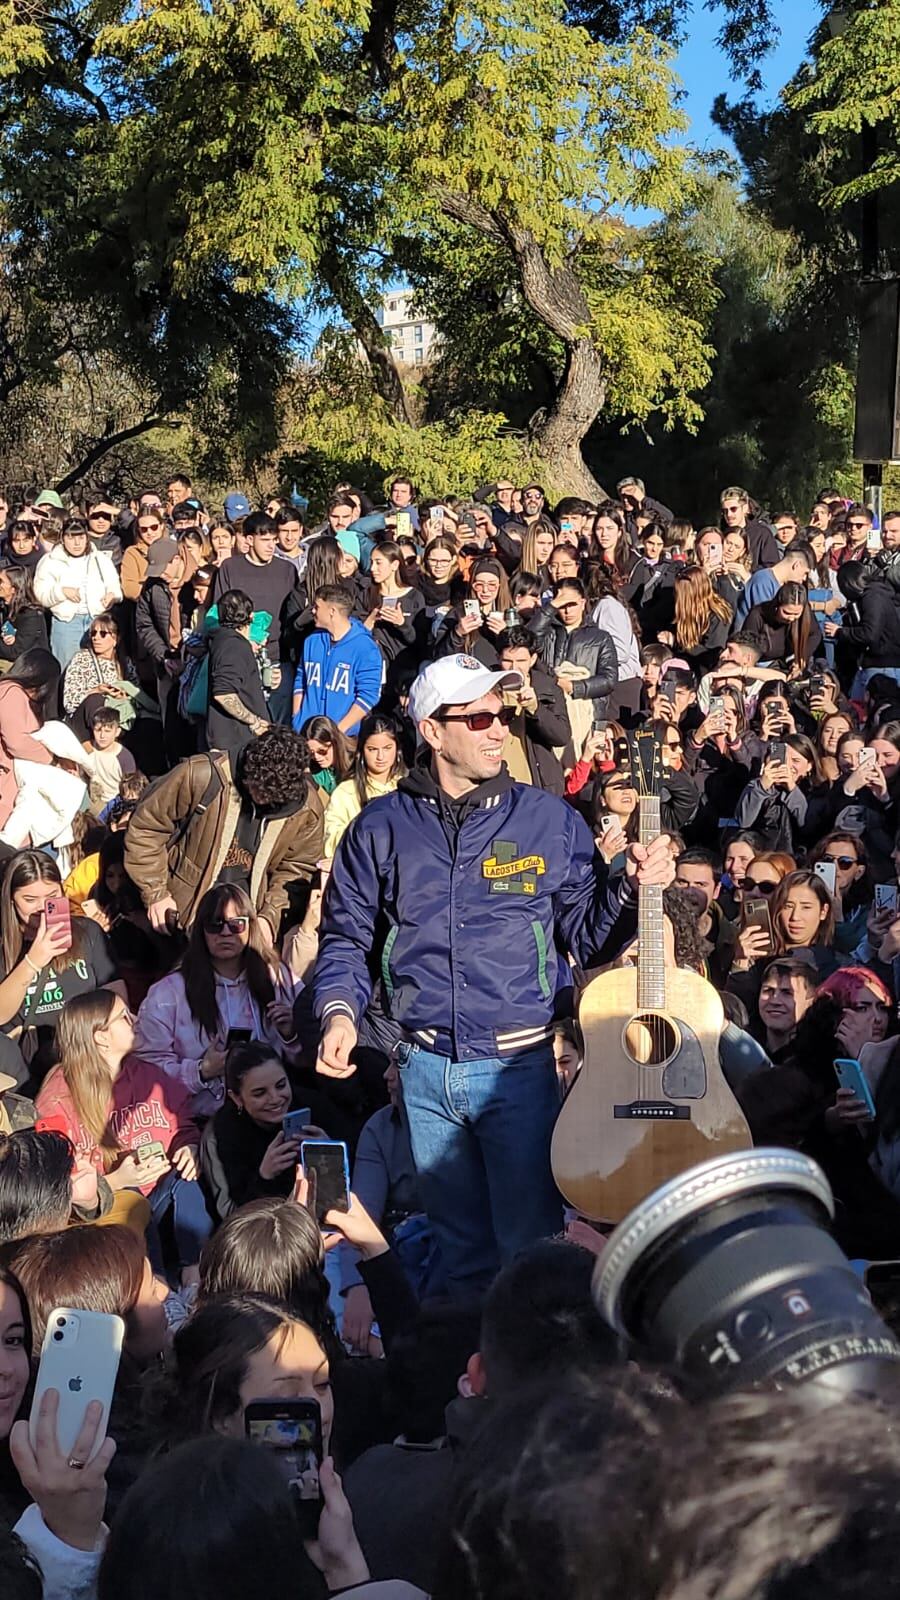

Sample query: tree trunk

[532,338,607,500]
[434,188,607,496]
[319,243,412,426]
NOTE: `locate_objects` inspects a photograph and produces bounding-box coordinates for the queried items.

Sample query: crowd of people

[1,471,900,1596]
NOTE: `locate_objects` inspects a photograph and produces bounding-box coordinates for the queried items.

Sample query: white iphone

[30,1307,124,1460]
[813,859,837,896]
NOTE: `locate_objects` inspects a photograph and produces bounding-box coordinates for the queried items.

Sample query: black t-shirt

[206,628,268,756]
[212,554,298,661]
[7,917,117,1082]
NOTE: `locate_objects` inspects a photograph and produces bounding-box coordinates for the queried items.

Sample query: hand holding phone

[875,884,899,913]
[282,1108,312,1140]
[44,897,73,954]
[834,1058,877,1120]
[244,1399,323,1536]
[301,1140,350,1222]
[738,895,774,959]
[29,1309,123,1462]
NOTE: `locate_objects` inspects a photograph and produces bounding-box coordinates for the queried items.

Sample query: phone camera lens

[53,1330,64,1342]
[56,1316,66,1328]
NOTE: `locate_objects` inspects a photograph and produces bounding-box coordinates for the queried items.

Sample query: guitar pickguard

[660,1020,707,1099]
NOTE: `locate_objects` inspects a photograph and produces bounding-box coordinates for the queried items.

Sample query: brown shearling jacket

[124,749,324,932]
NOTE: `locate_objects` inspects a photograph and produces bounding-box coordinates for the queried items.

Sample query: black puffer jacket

[135,579,190,668]
[527,608,618,720]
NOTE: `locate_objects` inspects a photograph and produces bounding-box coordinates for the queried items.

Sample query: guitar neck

[637,794,665,1010]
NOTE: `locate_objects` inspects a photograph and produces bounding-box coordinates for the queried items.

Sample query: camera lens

[56,1316,66,1328]
[594,1149,900,1400]
[53,1330,64,1342]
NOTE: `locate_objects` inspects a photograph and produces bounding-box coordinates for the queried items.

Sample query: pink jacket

[133,966,303,1119]
[35,1055,198,1195]
[0,681,52,828]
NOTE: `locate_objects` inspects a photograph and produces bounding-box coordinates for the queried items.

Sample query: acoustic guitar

[551,729,751,1222]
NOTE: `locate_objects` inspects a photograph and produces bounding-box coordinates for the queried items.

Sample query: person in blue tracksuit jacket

[292,584,383,739]
[313,652,675,1294]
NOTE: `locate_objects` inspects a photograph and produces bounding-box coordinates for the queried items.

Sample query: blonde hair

[674,565,732,653]
[51,990,121,1166]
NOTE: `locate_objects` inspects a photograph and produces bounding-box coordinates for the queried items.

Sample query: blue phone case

[834,1059,876,1118]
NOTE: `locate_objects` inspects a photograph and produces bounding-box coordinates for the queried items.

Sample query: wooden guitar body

[551,964,752,1222]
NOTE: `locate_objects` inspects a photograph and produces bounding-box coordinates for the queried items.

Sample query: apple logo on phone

[68,1377,82,1392]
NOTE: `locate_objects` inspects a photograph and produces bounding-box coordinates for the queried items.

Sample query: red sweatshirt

[36,1054,198,1195]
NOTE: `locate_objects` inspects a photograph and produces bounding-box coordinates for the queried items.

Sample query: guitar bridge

[613,1101,691,1120]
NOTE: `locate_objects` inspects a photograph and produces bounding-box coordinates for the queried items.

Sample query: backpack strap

[165,753,225,852]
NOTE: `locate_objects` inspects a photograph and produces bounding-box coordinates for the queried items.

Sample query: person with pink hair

[818,965,893,1060]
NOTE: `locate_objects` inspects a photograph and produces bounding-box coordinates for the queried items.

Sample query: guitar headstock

[627,728,662,799]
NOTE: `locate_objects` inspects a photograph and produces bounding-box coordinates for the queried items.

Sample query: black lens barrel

[594,1150,900,1400]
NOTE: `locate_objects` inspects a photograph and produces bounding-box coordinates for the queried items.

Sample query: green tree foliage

[278,330,542,510]
[790,2,900,206]
[0,0,299,483]
[0,0,719,495]
[587,173,861,518]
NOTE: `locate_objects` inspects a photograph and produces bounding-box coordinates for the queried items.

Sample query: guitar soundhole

[624,1013,679,1066]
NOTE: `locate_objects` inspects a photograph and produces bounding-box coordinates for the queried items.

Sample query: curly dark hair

[663,885,707,974]
[237,727,310,809]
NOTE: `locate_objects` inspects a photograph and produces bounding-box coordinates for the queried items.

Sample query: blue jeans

[147,1169,212,1275]
[398,1042,563,1295]
[50,614,90,670]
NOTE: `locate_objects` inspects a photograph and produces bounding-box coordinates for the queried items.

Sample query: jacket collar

[400,753,514,820]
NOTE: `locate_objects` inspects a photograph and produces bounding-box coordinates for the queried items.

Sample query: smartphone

[810,674,827,698]
[709,696,726,719]
[463,598,480,619]
[813,859,837,896]
[660,675,678,702]
[740,894,774,956]
[504,608,518,627]
[381,594,400,609]
[30,1308,124,1461]
[282,1108,312,1140]
[599,813,617,836]
[767,740,787,766]
[859,747,877,767]
[395,510,411,538]
[226,1027,253,1047]
[875,883,899,912]
[135,1140,166,1166]
[244,1399,323,1536]
[864,1260,900,1313]
[867,528,881,551]
[834,1058,877,1118]
[301,1140,350,1221]
[431,506,444,531]
[44,896,72,951]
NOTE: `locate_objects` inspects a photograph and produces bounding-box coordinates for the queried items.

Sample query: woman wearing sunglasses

[133,884,301,1119]
[808,831,870,954]
[61,610,137,742]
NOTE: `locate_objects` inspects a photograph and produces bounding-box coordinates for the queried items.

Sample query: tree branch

[434,186,507,246]
[54,413,172,492]
[319,239,412,425]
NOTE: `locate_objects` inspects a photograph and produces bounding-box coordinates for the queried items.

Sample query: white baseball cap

[407,654,523,728]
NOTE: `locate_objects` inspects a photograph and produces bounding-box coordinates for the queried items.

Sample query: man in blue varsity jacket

[314,653,674,1293]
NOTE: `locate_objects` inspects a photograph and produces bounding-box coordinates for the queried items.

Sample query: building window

[388,299,397,312]
[414,324,423,343]
[414,348,424,365]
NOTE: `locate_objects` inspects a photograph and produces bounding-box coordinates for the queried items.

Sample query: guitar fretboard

[637,794,665,1010]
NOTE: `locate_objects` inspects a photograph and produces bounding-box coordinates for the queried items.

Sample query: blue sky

[675,0,819,157]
